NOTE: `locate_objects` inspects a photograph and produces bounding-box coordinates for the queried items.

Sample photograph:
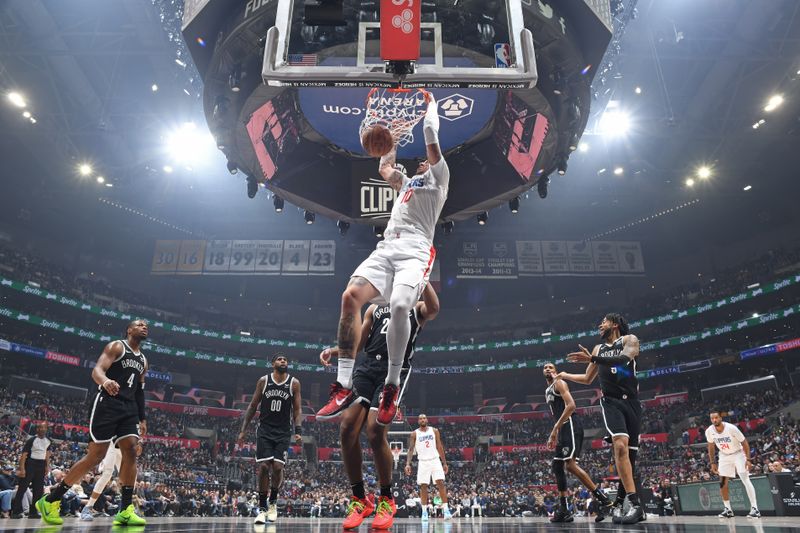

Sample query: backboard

[262,0,536,89]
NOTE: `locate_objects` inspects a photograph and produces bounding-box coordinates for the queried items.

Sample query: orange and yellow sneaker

[342,496,370,530]
[372,496,397,530]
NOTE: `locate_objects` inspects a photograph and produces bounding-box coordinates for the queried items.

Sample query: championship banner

[150,239,335,276]
[454,239,646,278]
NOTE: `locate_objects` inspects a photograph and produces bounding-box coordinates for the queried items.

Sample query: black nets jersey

[545,381,581,428]
[596,337,639,398]
[363,305,421,367]
[259,374,295,436]
[101,340,146,402]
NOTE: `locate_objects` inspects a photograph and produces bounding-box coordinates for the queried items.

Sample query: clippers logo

[392,9,414,34]
[439,94,474,121]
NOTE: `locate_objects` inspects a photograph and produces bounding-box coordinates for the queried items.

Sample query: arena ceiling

[0,0,799,262]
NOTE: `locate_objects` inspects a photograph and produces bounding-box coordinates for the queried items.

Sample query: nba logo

[495,43,511,67]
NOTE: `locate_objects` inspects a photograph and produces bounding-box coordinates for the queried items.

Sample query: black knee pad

[552,460,567,492]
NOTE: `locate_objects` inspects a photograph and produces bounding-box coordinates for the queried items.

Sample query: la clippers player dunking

[557,313,645,524]
[37,320,149,526]
[319,90,449,430]
[319,283,439,530]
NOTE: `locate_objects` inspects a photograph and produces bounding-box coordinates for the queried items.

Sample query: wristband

[295,427,302,436]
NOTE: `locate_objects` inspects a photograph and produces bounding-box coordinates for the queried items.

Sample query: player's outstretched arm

[378,147,405,189]
[417,284,440,325]
[421,90,442,166]
[238,376,266,444]
[556,362,599,385]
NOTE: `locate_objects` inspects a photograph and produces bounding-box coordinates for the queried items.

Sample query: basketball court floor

[3,516,799,532]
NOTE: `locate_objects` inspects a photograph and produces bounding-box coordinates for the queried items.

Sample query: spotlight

[337,220,350,236]
[743,185,752,191]
[537,175,550,199]
[557,155,568,176]
[509,197,520,214]
[22,111,31,118]
[226,159,238,175]
[213,96,230,122]
[229,64,242,92]
[477,211,488,225]
[151,84,158,92]
[165,122,215,165]
[764,94,783,112]
[568,133,580,152]
[697,166,711,179]
[78,163,93,176]
[304,210,315,224]
[578,142,589,152]
[441,220,454,234]
[685,178,695,187]
[613,166,624,176]
[634,86,642,94]
[374,225,385,238]
[247,175,259,198]
[273,195,284,212]
[163,165,173,173]
[96,176,105,184]
[7,92,26,108]
[598,109,631,136]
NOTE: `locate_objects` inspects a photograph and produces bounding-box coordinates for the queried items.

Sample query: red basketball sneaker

[316,382,356,419]
[342,496,372,530]
[372,496,397,530]
[376,383,399,426]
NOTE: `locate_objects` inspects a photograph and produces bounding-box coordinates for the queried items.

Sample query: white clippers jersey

[385,161,449,242]
[414,426,440,461]
[705,422,745,456]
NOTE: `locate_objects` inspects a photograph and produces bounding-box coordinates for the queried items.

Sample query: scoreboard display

[151,239,336,276]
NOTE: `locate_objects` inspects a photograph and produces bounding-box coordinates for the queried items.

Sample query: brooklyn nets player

[239,354,302,524]
[318,90,448,427]
[37,319,149,526]
[557,313,644,524]
[543,363,611,523]
[320,283,439,530]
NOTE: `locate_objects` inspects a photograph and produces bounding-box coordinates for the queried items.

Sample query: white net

[359,87,427,148]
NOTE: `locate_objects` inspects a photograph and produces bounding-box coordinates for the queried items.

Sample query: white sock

[723,500,731,510]
[385,285,416,386]
[740,474,758,510]
[337,358,355,389]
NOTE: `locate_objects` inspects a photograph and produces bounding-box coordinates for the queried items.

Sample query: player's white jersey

[705,422,745,455]
[414,426,440,461]
[385,160,449,242]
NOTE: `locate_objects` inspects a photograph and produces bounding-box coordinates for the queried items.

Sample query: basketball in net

[359,87,427,156]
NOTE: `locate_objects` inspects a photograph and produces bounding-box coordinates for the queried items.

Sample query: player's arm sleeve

[135,380,146,421]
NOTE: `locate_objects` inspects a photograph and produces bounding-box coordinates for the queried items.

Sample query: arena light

[151,84,159,92]
[613,166,624,176]
[556,155,568,176]
[764,94,783,112]
[597,109,631,136]
[477,211,488,225]
[229,64,242,92]
[78,163,93,176]
[752,119,765,129]
[537,176,550,199]
[337,220,350,236]
[635,86,642,94]
[7,92,26,108]
[743,185,752,191]
[509,196,520,214]
[374,225,384,238]
[22,110,31,118]
[304,210,315,224]
[273,195,284,212]
[246,175,258,198]
[578,142,589,152]
[685,177,695,187]
[697,166,711,180]
[163,165,173,173]
[96,176,105,184]
[165,122,216,165]
[226,159,238,175]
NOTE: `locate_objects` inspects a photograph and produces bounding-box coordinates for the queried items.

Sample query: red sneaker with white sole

[376,384,399,426]
[316,382,357,419]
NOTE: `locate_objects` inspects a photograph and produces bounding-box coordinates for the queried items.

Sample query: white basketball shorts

[417,457,445,486]
[718,451,747,479]
[351,237,436,305]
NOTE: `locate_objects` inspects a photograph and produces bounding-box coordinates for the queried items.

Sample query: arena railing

[1,272,797,353]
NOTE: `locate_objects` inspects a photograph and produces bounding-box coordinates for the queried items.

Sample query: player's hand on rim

[566,344,593,364]
[102,379,120,396]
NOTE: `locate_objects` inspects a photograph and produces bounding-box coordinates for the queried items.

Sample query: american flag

[287,54,318,66]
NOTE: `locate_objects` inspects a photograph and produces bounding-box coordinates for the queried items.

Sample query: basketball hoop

[359,87,426,148]
[391,447,402,469]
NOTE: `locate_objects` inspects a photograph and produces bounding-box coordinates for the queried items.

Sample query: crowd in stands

[1,379,797,520]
